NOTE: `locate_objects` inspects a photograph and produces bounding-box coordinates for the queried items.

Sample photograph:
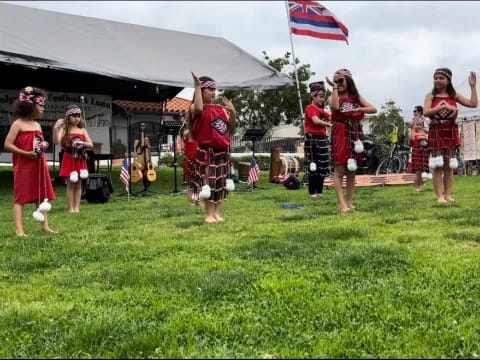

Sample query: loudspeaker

[84,174,114,203]
[282,175,301,190]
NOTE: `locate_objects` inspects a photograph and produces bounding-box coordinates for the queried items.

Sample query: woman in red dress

[54,105,93,212]
[327,69,377,213]
[423,68,477,203]
[4,86,56,236]
[190,73,237,223]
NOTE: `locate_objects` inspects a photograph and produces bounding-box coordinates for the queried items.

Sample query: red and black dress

[410,133,429,172]
[192,104,231,203]
[330,96,365,167]
[428,96,460,160]
[12,130,56,204]
[183,138,198,186]
[59,133,89,178]
[304,104,331,176]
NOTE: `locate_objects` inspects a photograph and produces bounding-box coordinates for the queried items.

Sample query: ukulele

[144,136,157,182]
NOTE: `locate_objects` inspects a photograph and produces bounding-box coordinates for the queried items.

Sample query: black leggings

[308,173,325,195]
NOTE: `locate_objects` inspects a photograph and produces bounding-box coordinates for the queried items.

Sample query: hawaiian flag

[248,156,261,185]
[120,157,130,191]
[288,0,349,44]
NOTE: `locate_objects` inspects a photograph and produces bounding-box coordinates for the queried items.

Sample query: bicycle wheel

[376,158,389,175]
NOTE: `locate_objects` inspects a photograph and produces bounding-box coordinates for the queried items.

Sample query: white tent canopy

[0,3,294,90]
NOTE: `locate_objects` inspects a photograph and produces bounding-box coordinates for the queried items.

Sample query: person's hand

[191,72,201,87]
[74,140,84,147]
[469,71,476,88]
[40,141,49,150]
[54,118,65,130]
[222,97,235,113]
[24,151,39,159]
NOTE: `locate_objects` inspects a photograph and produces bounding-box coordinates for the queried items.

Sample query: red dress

[13,130,56,204]
[410,133,429,172]
[59,133,89,178]
[428,96,461,157]
[331,96,365,166]
[183,138,198,181]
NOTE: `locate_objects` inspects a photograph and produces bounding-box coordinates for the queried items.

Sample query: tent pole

[284,0,304,122]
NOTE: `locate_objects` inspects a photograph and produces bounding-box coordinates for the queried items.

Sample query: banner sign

[0,88,112,127]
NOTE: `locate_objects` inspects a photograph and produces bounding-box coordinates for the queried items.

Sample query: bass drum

[279,156,300,177]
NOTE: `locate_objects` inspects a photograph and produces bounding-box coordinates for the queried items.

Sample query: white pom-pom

[427,172,433,179]
[79,169,89,179]
[309,162,317,172]
[347,158,357,172]
[421,172,429,180]
[33,210,45,222]
[428,157,437,169]
[199,184,211,200]
[435,156,444,168]
[69,171,79,183]
[191,192,199,201]
[38,199,51,212]
[449,158,458,169]
[354,140,364,153]
[226,179,235,191]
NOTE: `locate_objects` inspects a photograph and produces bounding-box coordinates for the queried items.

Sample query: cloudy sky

[5,1,480,118]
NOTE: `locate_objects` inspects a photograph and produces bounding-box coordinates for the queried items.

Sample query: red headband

[200,80,216,89]
[66,107,81,117]
[335,68,352,78]
[19,92,45,106]
[434,69,452,80]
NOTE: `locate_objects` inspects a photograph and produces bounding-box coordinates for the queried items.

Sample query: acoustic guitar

[131,123,147,183]
[131,139,144,183]
[144,136,157,182]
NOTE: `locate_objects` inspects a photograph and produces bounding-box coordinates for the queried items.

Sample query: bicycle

[375,134,410,175]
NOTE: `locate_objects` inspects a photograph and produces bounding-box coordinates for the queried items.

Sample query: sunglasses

[333,78,345,84]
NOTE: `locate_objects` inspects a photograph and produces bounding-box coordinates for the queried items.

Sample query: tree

[368,99,406,156]
[221,51,315,133]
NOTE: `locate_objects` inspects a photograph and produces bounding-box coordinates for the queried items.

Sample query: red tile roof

[113,97,190,113]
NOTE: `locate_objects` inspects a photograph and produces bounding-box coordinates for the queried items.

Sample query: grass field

[0,166,479,358]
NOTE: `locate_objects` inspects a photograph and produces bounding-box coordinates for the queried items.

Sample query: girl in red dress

[190,73,237,223]
[4,86,56,236]
[180,109,199,205]
[326,69,377,213]
[409,111,429,192]
[423,68,477,203]
[54,105,94,212]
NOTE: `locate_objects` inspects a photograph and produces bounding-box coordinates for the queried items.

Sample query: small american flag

[120,157,130,191]
[288,0,349,44]
[248,157,260,184]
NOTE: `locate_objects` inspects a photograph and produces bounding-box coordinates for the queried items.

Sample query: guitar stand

[133,177,159,197]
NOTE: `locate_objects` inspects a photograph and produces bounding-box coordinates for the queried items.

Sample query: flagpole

[284,0,305,122]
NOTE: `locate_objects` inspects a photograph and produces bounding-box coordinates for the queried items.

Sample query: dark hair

[62,105,85,146]
[344,76,360,99]
[11,86,47,118]
[432,67,456,98]
[309,82,326,108]
[199,76,214,83]
[414,105,423,114]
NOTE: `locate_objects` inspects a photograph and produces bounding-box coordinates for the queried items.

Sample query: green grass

[1,166,480,358]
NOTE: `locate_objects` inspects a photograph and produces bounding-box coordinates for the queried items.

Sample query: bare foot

[437,197,448,203]
[347,204,355,210]
[445,197,455,202]
[16,231,27,237]
[415,188,423,192]
[205,216,217,223]
[43,227,58,234]
[214,215,225,222]
[339,205,351,213]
